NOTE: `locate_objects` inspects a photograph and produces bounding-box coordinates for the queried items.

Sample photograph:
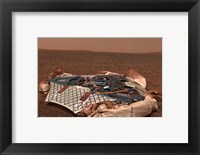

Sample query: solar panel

[45,82,115,113]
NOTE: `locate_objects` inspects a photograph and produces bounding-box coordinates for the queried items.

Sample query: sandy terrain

[38,49,162,117]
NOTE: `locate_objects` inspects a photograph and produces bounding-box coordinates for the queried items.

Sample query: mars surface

[38,49,162,117]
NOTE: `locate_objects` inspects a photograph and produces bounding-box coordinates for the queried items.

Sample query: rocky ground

[38,50,162,117]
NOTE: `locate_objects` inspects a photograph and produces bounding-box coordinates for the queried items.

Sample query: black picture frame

[0,0,200,154]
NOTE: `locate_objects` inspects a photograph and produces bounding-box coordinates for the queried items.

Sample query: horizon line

[38,48,162,54]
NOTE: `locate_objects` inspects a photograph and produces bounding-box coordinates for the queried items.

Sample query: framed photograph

[0,0,200,154]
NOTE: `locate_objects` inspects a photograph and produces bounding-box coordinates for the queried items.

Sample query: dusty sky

[38,38,162,53]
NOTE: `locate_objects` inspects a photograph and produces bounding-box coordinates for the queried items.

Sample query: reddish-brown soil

[38,49,162,117]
